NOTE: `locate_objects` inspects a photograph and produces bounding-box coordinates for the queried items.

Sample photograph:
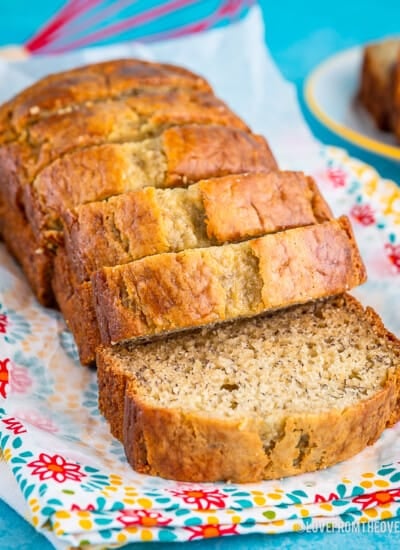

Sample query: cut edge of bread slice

[92,217,366,347]
[97,294,400,483]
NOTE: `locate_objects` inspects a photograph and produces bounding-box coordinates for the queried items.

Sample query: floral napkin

[0,146,399,548]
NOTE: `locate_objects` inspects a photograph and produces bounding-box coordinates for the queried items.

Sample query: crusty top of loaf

[0,58,212,140]
[4,89,249,186]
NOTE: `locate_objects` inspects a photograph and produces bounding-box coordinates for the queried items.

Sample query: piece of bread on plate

[359,38,400,130]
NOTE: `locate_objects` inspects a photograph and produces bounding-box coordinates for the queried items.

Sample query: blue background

[1,1,400,548]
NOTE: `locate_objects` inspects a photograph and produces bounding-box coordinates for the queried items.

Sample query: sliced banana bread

[27,125,277,245]
[54,171,330,365]
[97,294,400,483]
[1,74,258,305]
[63,172,330,283]
[93,217,366,346]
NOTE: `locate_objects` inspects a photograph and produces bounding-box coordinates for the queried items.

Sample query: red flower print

[71,503,95,512]
[1,417,27,434]
[350,204,375,226]
[385,244,400,273]
[0,313,8,334]
[314,492,339,503]
[168,487,228,510]
[352,489,400,510]
[0,358,10,398]
[117,509,172,527]
[327,168,347,188]
[185,523,239,541]
[27,453,86,483]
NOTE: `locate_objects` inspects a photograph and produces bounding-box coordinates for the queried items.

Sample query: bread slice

[97,294,400,483]
[53,171,330,365]
[359,38,400,130]
[93,217,366,346]
[0,58,211,142]
[26,125,277,245]
[63,172,330,283]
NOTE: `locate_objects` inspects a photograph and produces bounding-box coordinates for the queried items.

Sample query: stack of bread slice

[0,59,399,483]
[359,38,400,140]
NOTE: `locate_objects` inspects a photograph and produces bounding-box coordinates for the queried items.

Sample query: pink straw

[35,0,139,52]
[26,0,102,51]
[142,0,251,43]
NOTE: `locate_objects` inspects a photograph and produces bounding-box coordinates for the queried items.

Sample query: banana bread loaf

[97,294,400,482]
[92,217,366,346]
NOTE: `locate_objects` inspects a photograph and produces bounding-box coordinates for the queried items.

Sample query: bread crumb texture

[97,295,400,482]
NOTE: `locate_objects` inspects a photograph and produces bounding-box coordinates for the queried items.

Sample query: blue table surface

[1,1,400,548]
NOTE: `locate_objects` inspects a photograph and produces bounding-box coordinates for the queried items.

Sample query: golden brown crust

[52,250,101,366]
[250,216,366,308]
[27,125,277,244]
[123,383,395,482]
[63,187,171,283]
[23,91,247,164]
[57,170,333,365]
[0,60,249,307]
[95,294,400,482]
[0,58,211,139]
[200,172,332,242]
[98,353,129,441]
[162,125,276,186]
[92,218,366,346]
[123,399,267,482]
[124,91,248,131]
